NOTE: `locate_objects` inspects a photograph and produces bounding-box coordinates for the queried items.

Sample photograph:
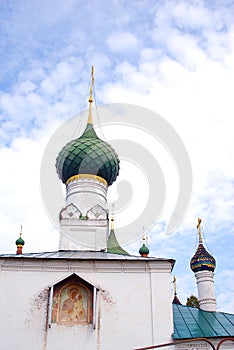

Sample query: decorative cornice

[66,174,108,187]
[175,341,234,349]
[0,259,173,273]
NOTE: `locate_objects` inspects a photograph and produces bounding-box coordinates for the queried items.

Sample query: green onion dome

[15,236,25,246]
[139,243,149,257]
[56,123,120,186]
[190,243,216,273]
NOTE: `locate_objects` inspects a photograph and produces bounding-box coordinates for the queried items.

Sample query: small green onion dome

[190,243,216,273]
[56,123,120,186]
[15,236,25,246]
[139,243,149,257]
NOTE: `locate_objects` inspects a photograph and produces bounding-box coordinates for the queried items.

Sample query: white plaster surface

[195,270,216,312]
[66,178,107,215]
[59,218,108,251]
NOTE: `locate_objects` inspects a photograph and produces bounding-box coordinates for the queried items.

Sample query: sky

[0,0,234,313]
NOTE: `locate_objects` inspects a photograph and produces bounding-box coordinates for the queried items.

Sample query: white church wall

[0,258,174,350]
[151,272,174,345]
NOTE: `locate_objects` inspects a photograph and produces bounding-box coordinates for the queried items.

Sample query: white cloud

[170,2,212,29]
[216,270,234,313]
[0,132,59,253]
[106,31,139,53]
[40,59,82,95]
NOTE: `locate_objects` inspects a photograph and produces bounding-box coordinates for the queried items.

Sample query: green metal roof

[56,123,120,185]
[0,251,175,264]
[107,229,129,255]
[173,304,234,339]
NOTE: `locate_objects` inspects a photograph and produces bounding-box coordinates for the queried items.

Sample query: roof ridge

[176,303,234,316]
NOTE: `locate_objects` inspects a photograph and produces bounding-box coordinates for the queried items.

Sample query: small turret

[139,236,149,257]
[172,276,182,305]
[15,226,25,255]
[56,67,120,251]
[190,218,216,273]
[190,218,216,311]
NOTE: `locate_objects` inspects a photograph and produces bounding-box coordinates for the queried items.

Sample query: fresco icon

[52,282,91,324]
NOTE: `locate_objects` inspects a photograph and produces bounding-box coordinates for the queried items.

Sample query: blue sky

[0,0,233,312]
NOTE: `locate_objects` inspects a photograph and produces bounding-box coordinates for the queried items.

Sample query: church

[0,69,233,350]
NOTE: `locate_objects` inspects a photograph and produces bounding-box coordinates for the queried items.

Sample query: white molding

[48,285,53,328]
[0,259,173,273]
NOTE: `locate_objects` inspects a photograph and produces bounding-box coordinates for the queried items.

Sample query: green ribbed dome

[15,236,25,246]
[56,123,120,186]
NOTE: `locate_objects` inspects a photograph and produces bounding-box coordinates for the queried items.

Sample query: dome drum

[65,174,108,216]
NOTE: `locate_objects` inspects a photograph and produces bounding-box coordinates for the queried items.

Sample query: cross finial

[173,276,177,295]
[88,66,94,124]
[111,216,114,230]
[196,217,203,243]
[91,65,94,81]
[142,226,147,243]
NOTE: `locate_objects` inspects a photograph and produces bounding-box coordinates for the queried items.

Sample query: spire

[88,65,94,125]
[15,225,25,255]
[197,217,203,243]
[172,276,182,304]
[107,216,129,255]
[111,216,114,230]
[173,276,177,295]
[190,218,217,311]
[190,218,216,273]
